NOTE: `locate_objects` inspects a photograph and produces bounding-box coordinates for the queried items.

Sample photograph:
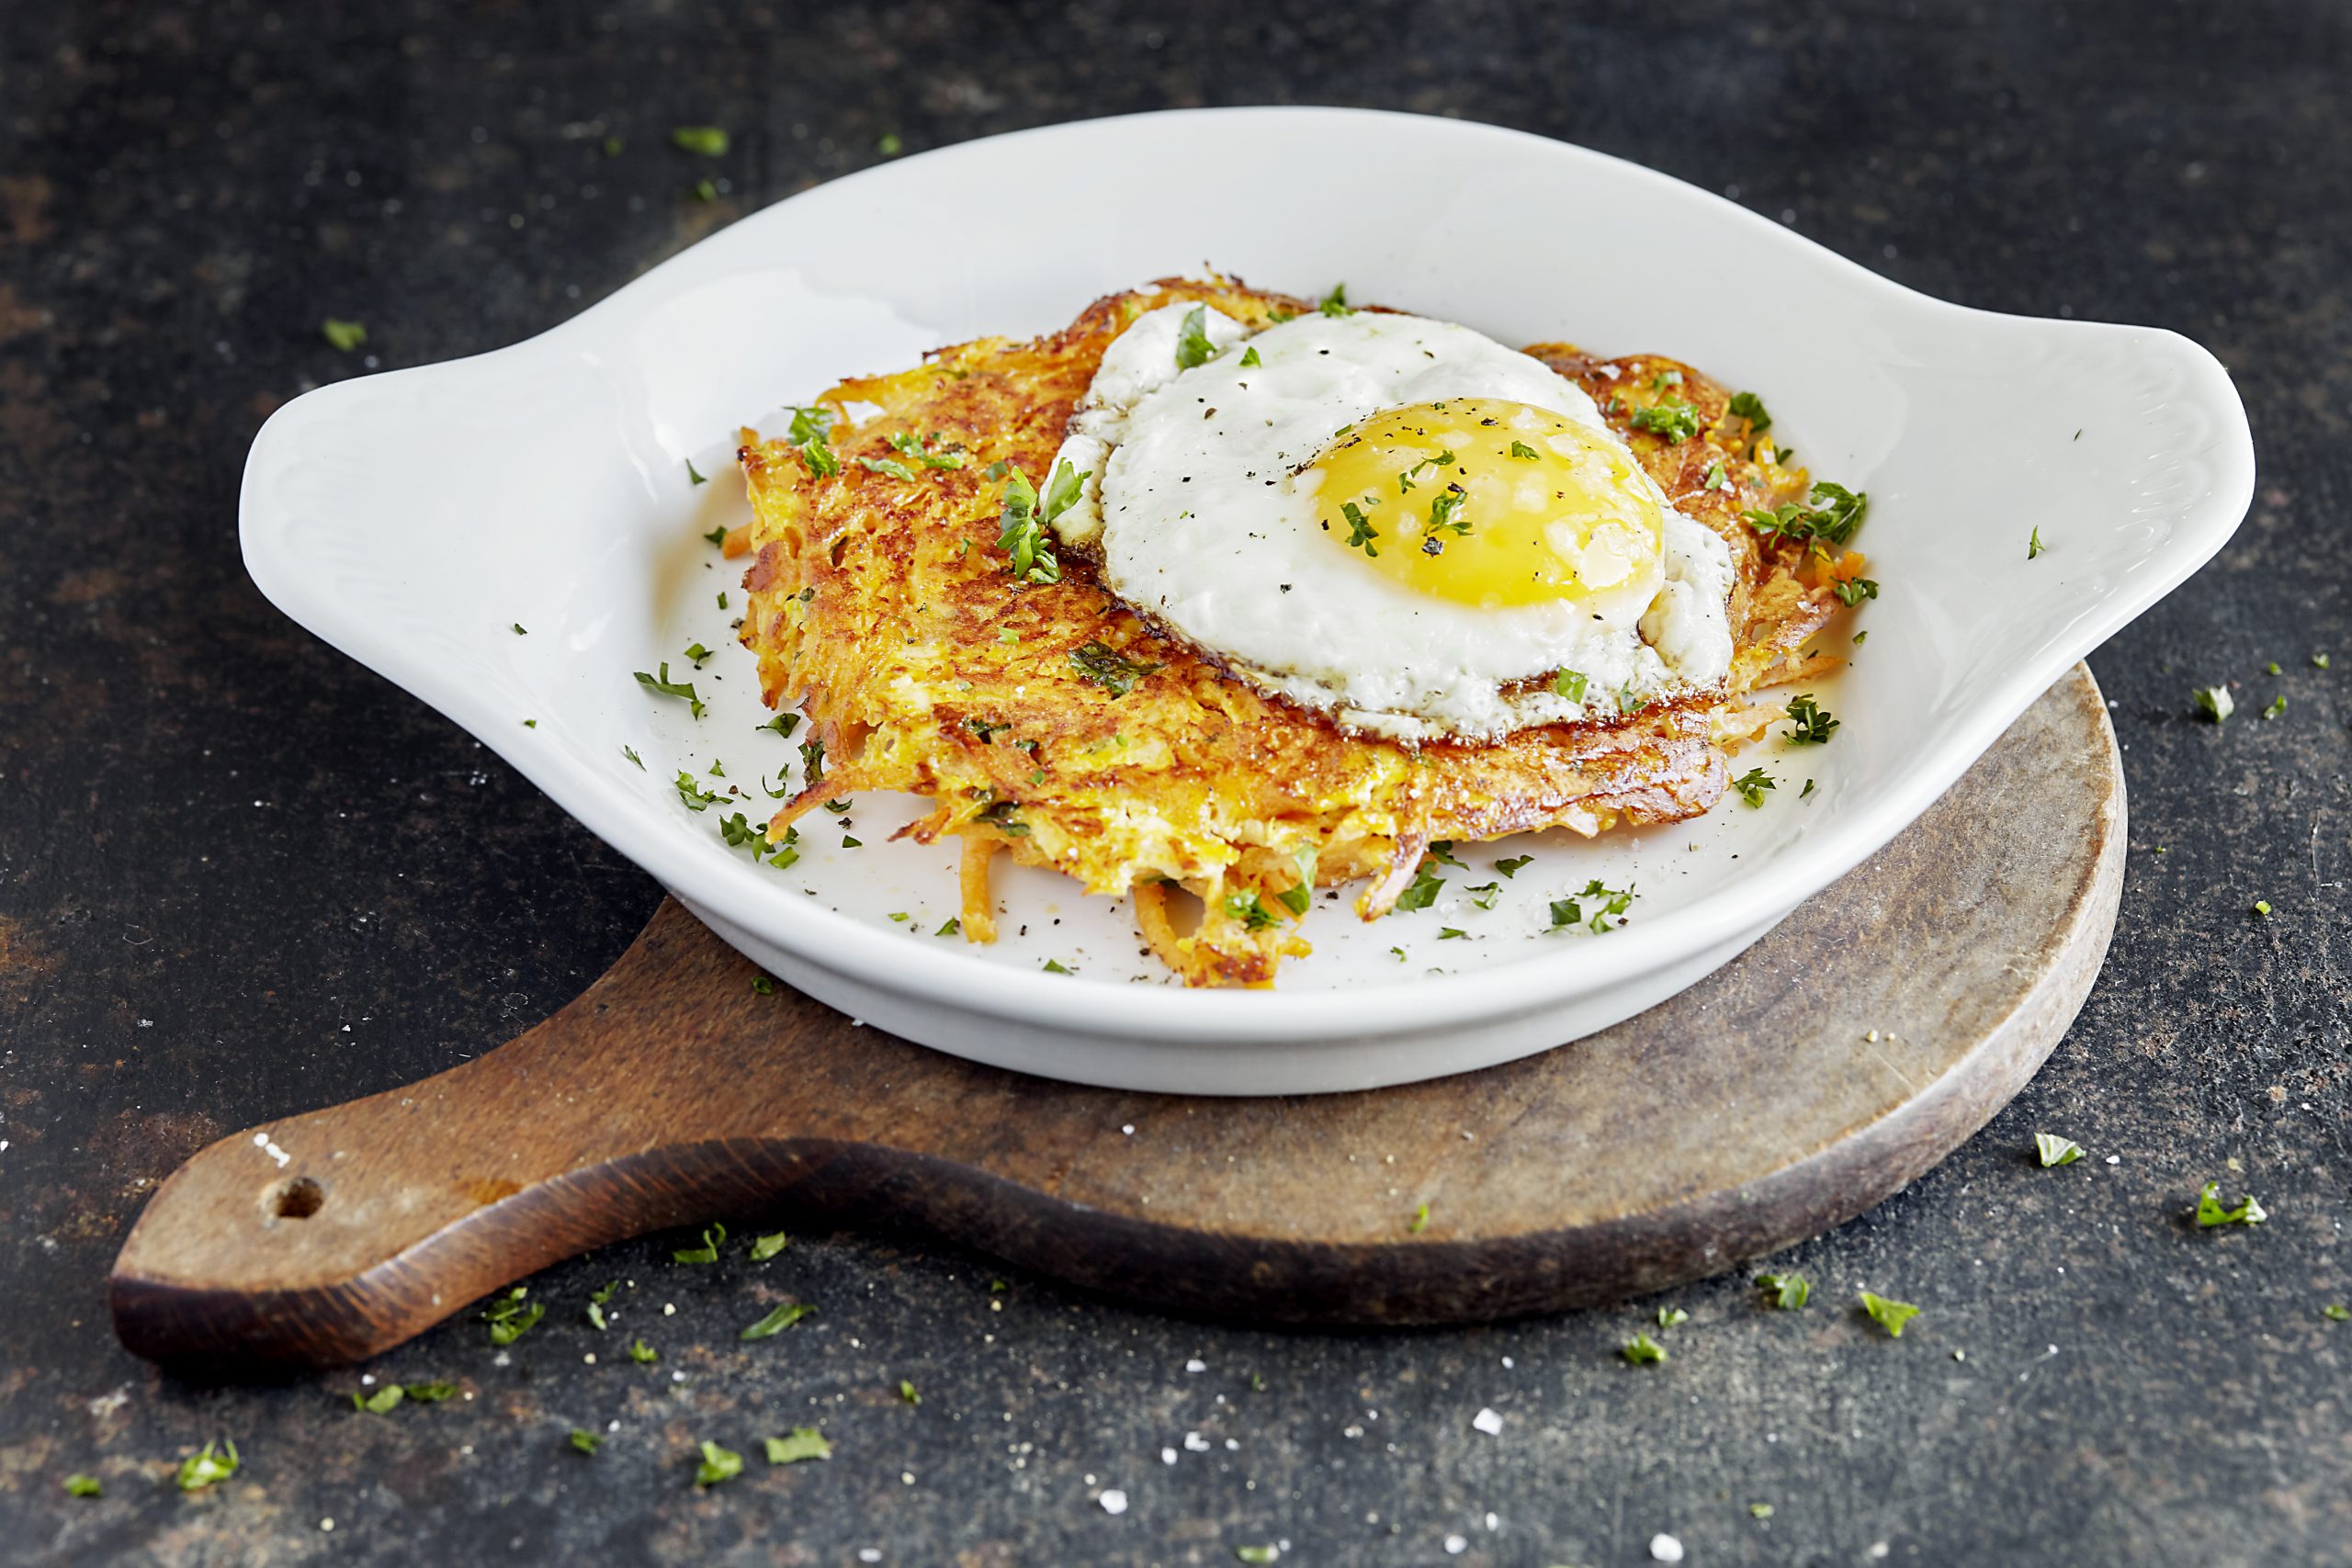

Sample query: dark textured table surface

[3,3,2346,1564]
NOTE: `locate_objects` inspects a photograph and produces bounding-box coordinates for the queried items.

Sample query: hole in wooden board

[266,1176,325,1220]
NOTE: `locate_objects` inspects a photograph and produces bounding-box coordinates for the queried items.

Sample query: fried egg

[1044,301,1734,740]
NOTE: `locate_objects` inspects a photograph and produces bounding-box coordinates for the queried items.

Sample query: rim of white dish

[242,106,2255,1048]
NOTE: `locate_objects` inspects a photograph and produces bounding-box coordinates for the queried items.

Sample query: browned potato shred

[735,278,1852,987]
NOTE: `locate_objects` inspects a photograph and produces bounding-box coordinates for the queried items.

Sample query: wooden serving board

[111,666,2123,1372]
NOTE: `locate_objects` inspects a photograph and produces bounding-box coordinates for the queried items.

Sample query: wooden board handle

[109,901,821,1370]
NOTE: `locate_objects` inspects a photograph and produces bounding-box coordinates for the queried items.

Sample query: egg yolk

[1305,398,1665,609]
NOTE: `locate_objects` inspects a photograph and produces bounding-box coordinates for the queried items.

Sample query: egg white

[1046,303,1734,741]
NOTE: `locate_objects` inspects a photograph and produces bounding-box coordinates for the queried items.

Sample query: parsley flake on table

[570,1428,603,1455]
[2028,526,2047,559]
[175,1439,240,1493]
[675,773,722,812]
[1408,1201,1430,1234]
[2035,1133,2085,1167]
[1657,1305,1690,1327]
[623,744,645,770]
[2263,693,2287,719]
[628,1338,659,1364]
[898,1379,922,1405]
[2253,899,2272,917]
[1466,881,1501,909]
[1042,958,1074,975]
[687,457,710,488]
[481,1288,545,1346]
[2194,684,2233,723]
[1749,1502,1775,1518]
[1437,926,1467,940]
[694,1439,744,1487]
[1756,1272,1810,1310]
[749,1231,789,1261]
[63,1474,102,1498]
[934,918,961,937]
[1785,694,1839,743]
[741,1302,816,1340]
[1493,855,1534,878]
[752,975,776,995]
[636,663,707,718]
[2325,1304,2349,1322]
[765,1427,832,1464]
[322,318,368,353]
[2314,652,2332,669]
[673,1224,728,1263]
[1860,1291,1920,1337]
[1236,1547,1283,1564]
[670,126,729,156]
[1732,766,1777,806]
[2196,1180,2267,1227]
[1620,1331,1668,1365]
[352,1384,406,1414]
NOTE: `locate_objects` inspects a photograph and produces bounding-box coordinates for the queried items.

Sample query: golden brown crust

[736,279,1857,986]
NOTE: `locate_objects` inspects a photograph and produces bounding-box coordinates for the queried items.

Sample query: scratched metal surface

[0,3,2346,1564]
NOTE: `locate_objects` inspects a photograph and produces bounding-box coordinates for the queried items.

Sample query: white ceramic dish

[241,107,2253,1095]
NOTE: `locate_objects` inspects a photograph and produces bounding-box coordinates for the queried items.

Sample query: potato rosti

[731,278,1859,987]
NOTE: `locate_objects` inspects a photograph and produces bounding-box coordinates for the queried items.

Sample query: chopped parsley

[1548,879,1634,934]
[898,1379,922,1405]
[751,975,775,994]
[175,1439,240,1493]
[63,1474,102,1498]
[1727,390,1771,434]
[1657,1306,1690,1328]
[1486,856,1533,881]
[1784,694,1839,743]
[1174,304,1216,369]
[885,430,965,469]
[1732,766,1777,806]
[570,1428,603,1455]
[1225,892,1280,931]
[1859,1292,1920,1337]
[994,464,1065,584]
[1553,669,1589,703]
[765,1427,832,1464]
[1275,881,1312,916]
[1509,439,1541,460]
[1425,484,1471,546]
[628,1338,659,1363]
[684,641,713,668]
[2254,899,2272,917]
[740,1302,816,1340]
[1239,345,1262,368]
[352,1384,406,1414]
[2325,1305,2349,1322]
[1341,501,1380,556]
[2264,694,2288,720]
[1237,1547,1282,1564]
[1628,398,1701,443]
[2028,526,2047,559]
[670,126,730,156]
[2194,685,2234,723]
[673,1223,728,1264]
[1620,1332,1668,1365]
[1756,1272,1810,1310]
[1042,958,1074,975]
[635,662,706,718]
[1408,1202,1430,1234]
[688,458,710,488]
[1437,926,1467,940]
[855,455,920,481]
[759,713,801,738]
[322,317,368,353]
[1427,841,1465,867]
[1750,1503,1775,1519]
[935,918,961,937]
[1394,863,1445,912]
[623,744,644,769]
[798,736,826,784]
[2035,1133,2084,1167]
[481,1287,545,1346]
[1467,881,1501,909]
[749,1231,789,1261]
[2196,1180,2267,1227]
[1070,640,1160,697]
[1832,575,1879,605]
[2313,652,2331,669]
[777,404,840,477]
[695,1439,744,1487]
[1317,282,1351,317]
[1744,481,1869,549]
